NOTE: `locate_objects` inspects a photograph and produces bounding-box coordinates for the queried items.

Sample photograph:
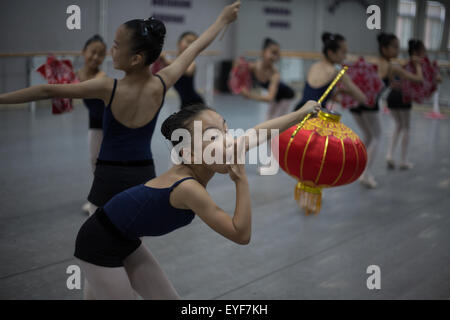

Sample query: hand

[298,100,321,116]
[218,1,241,25]
[411,55,421,66]
[160,53,172,66]
[331,94,342,103]
[240,87,251,98]
[228,163,247,182]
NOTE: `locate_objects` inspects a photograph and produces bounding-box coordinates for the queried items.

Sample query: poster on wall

[259,0,293,29]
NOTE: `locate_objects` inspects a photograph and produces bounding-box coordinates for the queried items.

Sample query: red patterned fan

[36,56,79,114]
[150,56,166,75]
[228,57,252,94]
[402,56,439,104]
[339,57,384,109]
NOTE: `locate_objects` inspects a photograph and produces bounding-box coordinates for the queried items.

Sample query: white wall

[235,0,388,55]
[0,0,232,92]
[103,0,232,87]
[3,0,439,94]
[0,0,99,91]
[0,0,99,53]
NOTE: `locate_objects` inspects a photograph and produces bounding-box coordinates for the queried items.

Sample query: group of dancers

[0,0,439,299]
[294,32,431,188]
[232,31,436,189]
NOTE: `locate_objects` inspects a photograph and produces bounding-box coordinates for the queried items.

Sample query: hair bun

[145,17,166,41]
[322,32,333,43]
[160,104,215,147]
[377,32,387,43]
[161,112,177,140]
[264,37,274,45]
[91,34,104,42]
[262,37,279,50]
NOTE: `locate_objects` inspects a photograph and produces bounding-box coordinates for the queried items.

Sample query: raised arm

[157,1,240,88]
[159,54,195,76]
[180,166,251,245]
[184,62,197,77]
[0,77,112,105]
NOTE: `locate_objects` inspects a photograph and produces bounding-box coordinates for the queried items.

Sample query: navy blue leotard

[98,75,166,162]
[83,98,105,129]
[294,80,333,111]
[104,177,196,239]
[75,177,196,267]
[87,75,167,207]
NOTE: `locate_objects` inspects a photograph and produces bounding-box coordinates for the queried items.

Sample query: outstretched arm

[0,77,112,105]
[180,164,251,245]
[392,60,423,83]
[341,73,367,104]
[241,72,280,103]
[237,100,320,153]
[157,1,240,88]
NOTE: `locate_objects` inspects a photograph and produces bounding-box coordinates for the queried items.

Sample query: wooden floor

[0,95,449,299]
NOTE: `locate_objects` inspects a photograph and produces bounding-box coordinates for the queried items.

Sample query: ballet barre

[0,50,222,58]
[0,50,222,111]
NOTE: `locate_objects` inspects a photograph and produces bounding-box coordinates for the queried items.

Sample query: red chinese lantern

[273,109,367,215]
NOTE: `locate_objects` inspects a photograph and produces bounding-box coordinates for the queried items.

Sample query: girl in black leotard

[73,101,320,299]
[0,2,242,300]
[76,35,107,214]
[160,31,205,109]
[350,33,422,188]
[295,33,366,111]
[239,38,296,120]
[386,39,428,170]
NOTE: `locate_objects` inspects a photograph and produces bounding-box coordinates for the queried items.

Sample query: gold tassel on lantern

[294,182,322,215]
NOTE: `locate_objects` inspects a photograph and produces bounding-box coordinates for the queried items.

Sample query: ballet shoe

[359,176,378,189]
[386,158,396,170]
[257,166,264,176]
[399,162,414,170]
